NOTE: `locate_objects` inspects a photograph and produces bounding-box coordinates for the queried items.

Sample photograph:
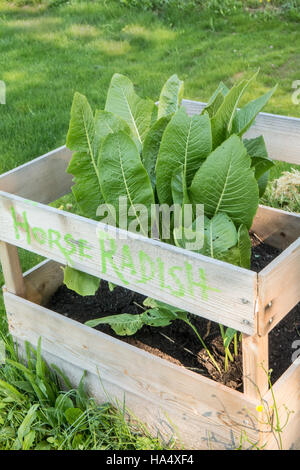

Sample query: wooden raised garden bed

[0,100,300,450]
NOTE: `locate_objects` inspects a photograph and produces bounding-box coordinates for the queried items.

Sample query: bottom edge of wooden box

[4,289,260,450]
[4,288,299,450]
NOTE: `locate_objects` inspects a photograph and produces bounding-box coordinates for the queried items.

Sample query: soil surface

[47,238,300,392]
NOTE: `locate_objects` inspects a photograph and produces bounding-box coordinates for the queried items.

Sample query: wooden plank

[4,291,260,450]
[16,339,259,451]
[0,191,257,334]
[25,259,272,401]
[182,99,300,165]
[263,361,300,450]
[242,333,269,399]
[22,260,271,400]
[251,205,300,250]
[0,242,26,297]
[23,260,64,305]
[258,238,300,336]
[0,146,73,204]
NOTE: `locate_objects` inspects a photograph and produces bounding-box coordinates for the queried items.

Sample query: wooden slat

[263,361,300,450]
[5,261,300,448]
[251,205,300,250]
[0,242,26,297]
[23,260,64,305]
[258,238,300,336]
[20,259,270,401]
[242,333,269,399]
[182,99,300,165]
[0,146,73,204]
[4,291,260,450]
[22,259,270,401]
[0,191,257,334]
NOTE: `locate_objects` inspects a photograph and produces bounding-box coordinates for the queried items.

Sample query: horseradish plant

[65,72,276,367]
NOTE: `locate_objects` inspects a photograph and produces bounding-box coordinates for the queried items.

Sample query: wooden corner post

[242,275,269,399]
[242,333,269,399]
[0,241,26,298]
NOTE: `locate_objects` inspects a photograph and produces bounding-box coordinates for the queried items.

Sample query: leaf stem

[234,332,238,357]
[183,318,221,374]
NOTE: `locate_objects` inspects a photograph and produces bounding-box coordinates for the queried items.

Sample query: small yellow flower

[256,404,264,412]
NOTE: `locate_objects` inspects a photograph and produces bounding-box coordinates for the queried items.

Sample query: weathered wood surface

[263,361,300,450]
[3,260,300,449]
[242,333,269,399]
[258,238,300,336]
[183,99,300,165]
[5,290,260,450]
[0,146,73,204]
[23,260,64,305]
[251,205,300,251]
[0,242,26,297]
[0,191,257,334]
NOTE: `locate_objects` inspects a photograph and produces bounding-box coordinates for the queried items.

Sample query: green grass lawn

[0,0,299,450]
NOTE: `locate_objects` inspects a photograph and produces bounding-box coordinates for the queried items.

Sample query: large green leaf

[204,92,224,119]
[238,224,252,269]
[157,74,184,119]
[63,266,100,296]
[86,313,145,335]
[173,222,205,252]
[190,135,259,229]
[156,107,212,205]
[94,110,131,156]
[211,72,258,148]
[202,81,229,118]
[217,246,241,266]
[99,131,155,236]
[232,85,277,136]
[202,213,238,258]
[142,308,178,327]
[142,115,171,188]
[143,297,185,313]
[67,151,104,220]
[66,93,104,219]
[171,166,190,206]
[105,73,157,149]
[67,92,95,154]
[66,102,132,295]
[67,95,130,220]
[208,82,229,102]
[244,136,272,176]
[257,171,270,198]
[173,213,237,259]
[244,135,274,197]
[85,308,178,335]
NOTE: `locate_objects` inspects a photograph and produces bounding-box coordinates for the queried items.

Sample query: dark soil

[47,238,300,392]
